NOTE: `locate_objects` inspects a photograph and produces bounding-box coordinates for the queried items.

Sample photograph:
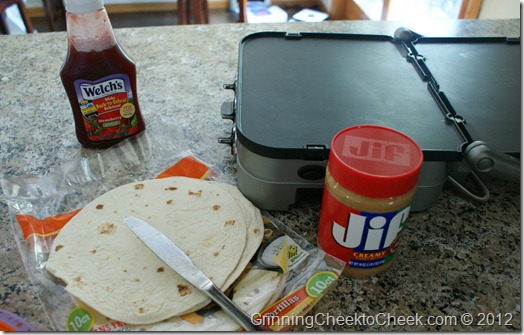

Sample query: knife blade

[123,216,264,331]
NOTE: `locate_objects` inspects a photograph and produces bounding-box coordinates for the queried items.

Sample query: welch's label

[73,74,138,142]
[79,78,126,100]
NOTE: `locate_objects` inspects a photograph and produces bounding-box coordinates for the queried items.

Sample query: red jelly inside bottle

[60,8,145,148]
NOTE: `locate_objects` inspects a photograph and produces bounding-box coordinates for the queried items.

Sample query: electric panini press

[219,29,520,211]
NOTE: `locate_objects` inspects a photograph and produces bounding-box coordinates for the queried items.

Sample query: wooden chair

[176,0,247,24]
[177,0,209,24]
[237,0,247,23]
[0,0,34,34]
[42,0,65,32]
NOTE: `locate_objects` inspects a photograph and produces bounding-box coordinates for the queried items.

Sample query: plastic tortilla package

[1,125,344,331]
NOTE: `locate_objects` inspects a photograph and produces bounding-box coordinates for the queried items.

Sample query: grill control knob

[221,101,235,120]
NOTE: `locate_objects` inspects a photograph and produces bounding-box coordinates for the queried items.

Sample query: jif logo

[332,207,410,251]
[342,135,410,167]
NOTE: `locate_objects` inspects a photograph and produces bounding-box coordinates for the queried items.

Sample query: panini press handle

[465,141,520,182]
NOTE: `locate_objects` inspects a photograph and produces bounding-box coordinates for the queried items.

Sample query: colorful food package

[1,128,344,331]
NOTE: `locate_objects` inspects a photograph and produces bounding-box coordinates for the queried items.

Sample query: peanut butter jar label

[318,188,411,270]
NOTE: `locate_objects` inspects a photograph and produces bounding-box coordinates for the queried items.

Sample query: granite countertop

[0,19,520,331]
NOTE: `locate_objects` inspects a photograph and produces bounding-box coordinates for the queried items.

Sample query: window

[351,0,482,20]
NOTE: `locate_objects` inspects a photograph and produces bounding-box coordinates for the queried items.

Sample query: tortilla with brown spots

[46,177,264,325]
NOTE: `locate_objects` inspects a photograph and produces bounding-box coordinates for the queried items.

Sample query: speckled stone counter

[0,19,520,331]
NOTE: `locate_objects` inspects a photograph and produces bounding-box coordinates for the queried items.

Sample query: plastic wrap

[1,125,344,331]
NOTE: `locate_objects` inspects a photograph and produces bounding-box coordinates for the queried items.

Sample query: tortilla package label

[254,271,339,331]
[66,307,95,331]
[15,156,211,249]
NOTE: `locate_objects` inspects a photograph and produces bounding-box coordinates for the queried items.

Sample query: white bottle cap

[64,0,104,14]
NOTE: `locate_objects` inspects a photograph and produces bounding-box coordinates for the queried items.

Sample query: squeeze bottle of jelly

[60,0,145,148]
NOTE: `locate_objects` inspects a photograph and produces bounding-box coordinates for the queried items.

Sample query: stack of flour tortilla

[46,177,265,326]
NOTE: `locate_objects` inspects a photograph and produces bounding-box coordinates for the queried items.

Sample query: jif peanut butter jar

[318,125,423,277]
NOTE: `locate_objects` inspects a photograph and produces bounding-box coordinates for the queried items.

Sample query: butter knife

[123,216,264,331]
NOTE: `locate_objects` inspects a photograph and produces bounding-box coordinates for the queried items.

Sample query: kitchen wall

[25,0,521,19]
[319,0,520,19]
[478,0,520,19]
[26,0,226,7]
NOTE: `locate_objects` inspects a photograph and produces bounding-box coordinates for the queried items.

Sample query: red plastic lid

[328,125,423,198]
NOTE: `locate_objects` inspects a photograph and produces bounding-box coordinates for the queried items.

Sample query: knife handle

[206,283,268,331]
